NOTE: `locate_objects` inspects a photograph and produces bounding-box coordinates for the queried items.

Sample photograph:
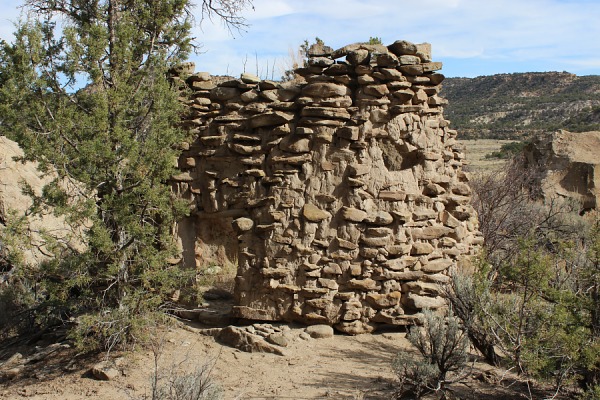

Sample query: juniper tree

[0,0,251,350]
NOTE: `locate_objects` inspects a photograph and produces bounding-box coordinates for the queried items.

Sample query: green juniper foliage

[0,0,207,350]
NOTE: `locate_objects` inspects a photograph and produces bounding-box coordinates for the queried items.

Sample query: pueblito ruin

[170,40,482,334]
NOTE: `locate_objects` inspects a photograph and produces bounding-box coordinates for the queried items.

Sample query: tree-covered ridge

[441,72,600,139]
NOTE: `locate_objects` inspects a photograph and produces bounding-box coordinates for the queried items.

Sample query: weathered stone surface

[341,207,368,222]
[421,258,453,273]
[210,86,239,101]
[388,40,417,56]
[524,130,600,210]
[302,106,350,119]
[366,211,394,225]
[411,242,434,255]
[248,111,294,128]
[240,73,260,84]
[404,293,446,310]
[366,291,401,308]
[305,324,334,339]
[302,82,350,98]
[337,126,359,140]
[347,278,379,291]
[413,226,453,239]
[266,332,290,347]
[171,39,480,335]
[91,361,120,381]
[303,204,331,222]
[335,320,376,334]
[232,217,254,233]
[378,191,407,201]
[217,326,285,355]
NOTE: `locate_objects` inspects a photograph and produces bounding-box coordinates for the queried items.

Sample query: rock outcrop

[0,137,83,271]
[524,130,600,211]
[171,40,481,333]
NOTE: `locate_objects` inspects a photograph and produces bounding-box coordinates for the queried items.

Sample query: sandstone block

[386,244,412,255]
[308,56,335,67]
[303,204,331,222]
[415,43,432,62]
[347,278,379,291]
[371,310,421,326]
[266,332,290,347]
[91,361,120,381]
[421,258,453,273]
[302,82,351,98]
[323,263,343,275]
[301,106,350,119]
[360,236,390,247]
[402,281,443,296]
[422,62,443,72]
[375,52,399,67]
[413,226,453,239]
[306,324,334,339]
[399,65,424,76]
[210,86,239,101]
[337,126,360,140]
[240,73,260,84]
[379,191,407,201]
[364,84,389,97]
[335,320,376,335]
[337,238,358,250]
[424,183,446,196]
[399,55,420,65]
[388,40,417,56]
[249,111,294,128]
[366,211,394,226]
[217,326,285,355]
[341,207,368,222]
[366,291,401,308]
[377,269,424,281]
[404,293,446,310]
[346,49,370,65]
[392,89,414,102]
[411,242,435,255]
[384,256,419,271]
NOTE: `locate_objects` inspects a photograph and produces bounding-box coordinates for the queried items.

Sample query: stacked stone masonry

[170,40,483,334]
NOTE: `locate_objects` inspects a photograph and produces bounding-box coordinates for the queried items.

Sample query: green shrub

[392,309,470,398]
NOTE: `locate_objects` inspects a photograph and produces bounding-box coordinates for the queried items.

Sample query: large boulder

[524,130,600,211]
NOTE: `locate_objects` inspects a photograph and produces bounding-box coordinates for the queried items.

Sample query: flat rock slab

[216,326,285,356]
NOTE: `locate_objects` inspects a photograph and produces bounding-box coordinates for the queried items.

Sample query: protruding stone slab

[302,82,351,98]
[248,111,294,128]
[303,204,331,222]
[232,217,254,233]
[341,207,368,222]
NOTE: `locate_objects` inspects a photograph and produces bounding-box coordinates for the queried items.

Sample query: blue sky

[1,0,600,78]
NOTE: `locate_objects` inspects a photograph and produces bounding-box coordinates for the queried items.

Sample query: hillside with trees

[441,72,600,139]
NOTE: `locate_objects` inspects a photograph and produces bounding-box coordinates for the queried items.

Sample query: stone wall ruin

[170,40,482,334]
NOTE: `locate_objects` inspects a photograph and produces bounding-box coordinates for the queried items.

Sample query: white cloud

[0,0,599,77]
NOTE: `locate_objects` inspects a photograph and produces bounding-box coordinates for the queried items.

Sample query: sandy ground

[0,317,562,400]
[0,323,409,400]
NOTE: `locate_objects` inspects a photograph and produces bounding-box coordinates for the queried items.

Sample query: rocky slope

[441,72,600,139]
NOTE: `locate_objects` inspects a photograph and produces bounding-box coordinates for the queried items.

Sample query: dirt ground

[0,317,563,400]
[458,139,517,173]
